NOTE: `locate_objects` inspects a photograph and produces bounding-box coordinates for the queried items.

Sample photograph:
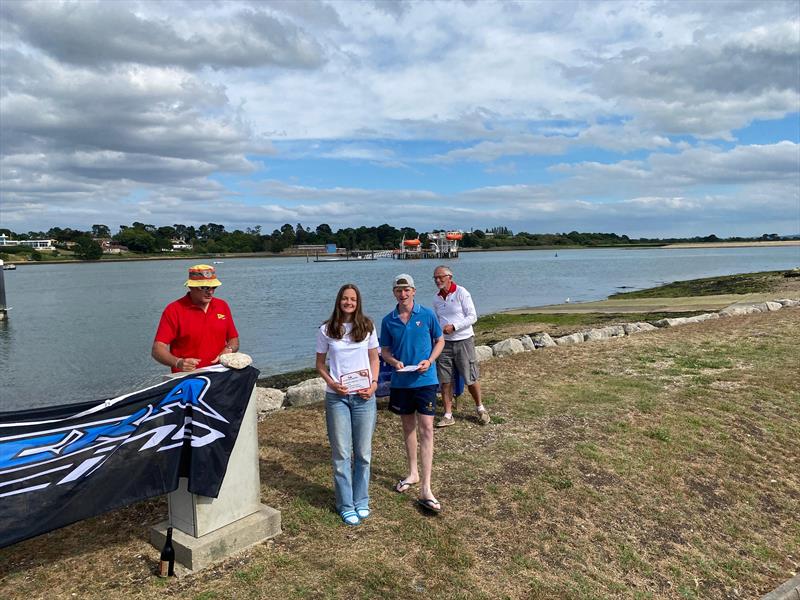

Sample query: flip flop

[395,479,416,493]
[417,497,442,513]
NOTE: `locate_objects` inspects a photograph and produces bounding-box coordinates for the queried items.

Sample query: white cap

[393,273,416,289]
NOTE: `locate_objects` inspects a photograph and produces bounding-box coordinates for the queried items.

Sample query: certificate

[397,365,420,372]
[340,369,371,392]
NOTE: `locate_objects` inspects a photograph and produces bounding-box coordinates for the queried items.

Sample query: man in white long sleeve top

[431,265,490,427]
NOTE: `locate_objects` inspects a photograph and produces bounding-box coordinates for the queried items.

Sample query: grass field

[1,307,797,599]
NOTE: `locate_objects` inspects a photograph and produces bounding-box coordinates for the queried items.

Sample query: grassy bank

[1,306,798,599]
[608,270,789,299]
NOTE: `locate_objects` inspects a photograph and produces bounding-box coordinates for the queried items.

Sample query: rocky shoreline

[251,296,800,419]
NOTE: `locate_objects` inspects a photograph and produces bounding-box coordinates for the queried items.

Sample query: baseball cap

[393,273,415,289]
[185,264,222,287]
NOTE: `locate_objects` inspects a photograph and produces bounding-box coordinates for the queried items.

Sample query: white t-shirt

[316,322,379,393]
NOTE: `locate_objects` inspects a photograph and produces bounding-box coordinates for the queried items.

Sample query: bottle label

[158,560,169,578]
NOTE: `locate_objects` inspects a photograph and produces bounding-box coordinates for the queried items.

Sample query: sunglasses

[196,286,217,291]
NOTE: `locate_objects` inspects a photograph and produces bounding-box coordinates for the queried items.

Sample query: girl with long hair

[315,284,380,526]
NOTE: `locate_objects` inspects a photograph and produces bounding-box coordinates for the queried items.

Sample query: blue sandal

[340,510,360,526]
[356,507,370,520]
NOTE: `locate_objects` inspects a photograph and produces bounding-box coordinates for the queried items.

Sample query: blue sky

[1,0,798,238]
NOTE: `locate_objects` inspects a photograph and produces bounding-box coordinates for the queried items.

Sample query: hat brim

[185,279,222,287]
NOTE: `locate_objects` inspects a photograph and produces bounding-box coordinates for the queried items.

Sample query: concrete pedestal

[150,370,281,572]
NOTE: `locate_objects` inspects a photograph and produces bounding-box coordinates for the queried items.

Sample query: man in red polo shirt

[152,264,239,373]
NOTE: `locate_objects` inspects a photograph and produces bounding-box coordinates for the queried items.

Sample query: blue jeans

[325,392,377,513]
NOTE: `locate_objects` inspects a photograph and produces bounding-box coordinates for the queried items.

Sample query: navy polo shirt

[380,302,443,389]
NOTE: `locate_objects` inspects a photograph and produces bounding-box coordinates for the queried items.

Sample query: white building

[0,234,55,250]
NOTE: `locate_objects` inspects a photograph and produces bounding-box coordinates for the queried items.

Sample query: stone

[285,377,326,407]
[531,332,556,348]
[601,325,626,337]
[634,322,657,332]
[765,301,783,312]
[775,298,800,307]
[255,387,284,412]
[654,317,689,327]
[622,323,641,335]
[583,329,608,342]
[554,332,584,346]
[719,305,748,317]
[219,352,253,369]
[474,345,494,362]
[492,338,525,356]
[519,335,536,351]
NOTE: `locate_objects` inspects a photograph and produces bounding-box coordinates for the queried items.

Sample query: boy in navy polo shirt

[380,273,445,513]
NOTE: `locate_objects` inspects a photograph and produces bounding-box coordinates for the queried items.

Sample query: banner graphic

[0,366,258,548]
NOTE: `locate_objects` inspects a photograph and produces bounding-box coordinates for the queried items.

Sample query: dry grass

[1,310,798,599]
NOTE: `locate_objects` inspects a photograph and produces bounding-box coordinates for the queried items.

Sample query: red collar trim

[438,282,457,299]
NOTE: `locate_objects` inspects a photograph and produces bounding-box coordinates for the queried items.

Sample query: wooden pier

[394,250,459,260]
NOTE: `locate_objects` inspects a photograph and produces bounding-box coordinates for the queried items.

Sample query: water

[1,246,798,409]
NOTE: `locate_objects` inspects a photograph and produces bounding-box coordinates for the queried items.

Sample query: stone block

[519,335,536,351]
[285,377,326,407]
[492,338,525,356]
[474,345,494,362]
[255,387,285,413]
[531,333,556,348]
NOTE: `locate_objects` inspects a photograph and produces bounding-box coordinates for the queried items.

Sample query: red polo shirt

[154,294,239,372]
[438,281,457,299]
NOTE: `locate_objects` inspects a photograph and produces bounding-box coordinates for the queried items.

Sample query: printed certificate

[340,369,371,392]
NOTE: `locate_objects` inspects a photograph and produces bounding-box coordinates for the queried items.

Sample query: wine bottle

[158,527,175,577]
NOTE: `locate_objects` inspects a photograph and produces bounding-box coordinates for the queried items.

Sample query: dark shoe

[417,497,442,513]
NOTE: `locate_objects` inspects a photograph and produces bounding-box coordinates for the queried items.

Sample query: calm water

[1,246,798,410]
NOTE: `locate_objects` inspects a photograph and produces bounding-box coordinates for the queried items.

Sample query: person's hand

[332,382,350,395]
[393,361,405,371]
[442,324,455,334]
[417,359,431,373]
[357,382,377,399]
[177,357,200,371]
[212,346,235,364]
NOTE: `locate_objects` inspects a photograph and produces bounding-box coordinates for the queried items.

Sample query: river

[1,245,798,410]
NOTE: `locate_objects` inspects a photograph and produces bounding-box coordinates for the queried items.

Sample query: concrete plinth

[150,505,281,573]
[150,369,281,572]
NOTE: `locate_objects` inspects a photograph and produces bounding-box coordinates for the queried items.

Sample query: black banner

[0,366,258,548]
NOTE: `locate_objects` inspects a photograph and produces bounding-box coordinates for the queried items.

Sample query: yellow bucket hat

[185,264,222,287]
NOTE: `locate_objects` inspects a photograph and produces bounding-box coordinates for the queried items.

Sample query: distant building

[0,235,55,250]
[171,238,193,251]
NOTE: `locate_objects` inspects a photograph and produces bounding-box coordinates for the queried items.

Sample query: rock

[685,313,720,324]
[654,317,689,327]
[219,352,253,369]
[583,329,608,342]
[634,322,657,332]
[554,332,584,346]
[519,335,536,351]
[474,345,494,362]
[531,332,556,348]
[775,298,800,307]
[599,325,625,337]
[622,323,641,335]
[255,387,285,412]
[285,377,326,407]
[492,338,525,356]
[719,305,749,317]
[764,301,782,312]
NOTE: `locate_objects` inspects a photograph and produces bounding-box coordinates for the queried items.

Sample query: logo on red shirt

[217,313,226,320]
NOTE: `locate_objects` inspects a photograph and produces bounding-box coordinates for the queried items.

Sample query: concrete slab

[150,505,281,573]
[761,573,800,600]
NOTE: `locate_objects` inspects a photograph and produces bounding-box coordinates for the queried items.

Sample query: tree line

[0,222,790,261]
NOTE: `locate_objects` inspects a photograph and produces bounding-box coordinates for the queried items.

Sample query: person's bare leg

[417,413,436,501]
[400,414,419,484]
[440,382,454,415]
[468,381,482,406]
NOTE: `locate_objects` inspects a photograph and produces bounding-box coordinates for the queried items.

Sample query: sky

[1,0,799,238]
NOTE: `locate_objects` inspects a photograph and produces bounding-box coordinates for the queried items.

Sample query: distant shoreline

[5,240,798,266]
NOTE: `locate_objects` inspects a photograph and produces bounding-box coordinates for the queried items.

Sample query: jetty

[395,230,462,260]
[0,259,8,320]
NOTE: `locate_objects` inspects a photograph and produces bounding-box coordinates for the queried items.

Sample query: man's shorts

[436,337,480,385]
[389,385,438,416]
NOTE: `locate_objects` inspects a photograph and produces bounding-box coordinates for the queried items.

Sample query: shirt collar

[393,301,420,319]
[437,281,457,299]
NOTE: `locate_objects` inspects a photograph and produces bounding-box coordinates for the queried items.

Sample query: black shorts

[388,385,438,416]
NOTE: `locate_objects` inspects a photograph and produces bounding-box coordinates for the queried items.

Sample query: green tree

[73,236,103,260]
[91,224,111,238]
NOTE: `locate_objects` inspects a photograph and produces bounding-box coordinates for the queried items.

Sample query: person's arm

[417,335,444,373]
[357,347,380,399]
[151,341,200,372]
[453,290,478,332]
[381,346,405,371]
[316,352,349,395]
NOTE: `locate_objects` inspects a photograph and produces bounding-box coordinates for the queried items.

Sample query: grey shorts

[436,337,479,385]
